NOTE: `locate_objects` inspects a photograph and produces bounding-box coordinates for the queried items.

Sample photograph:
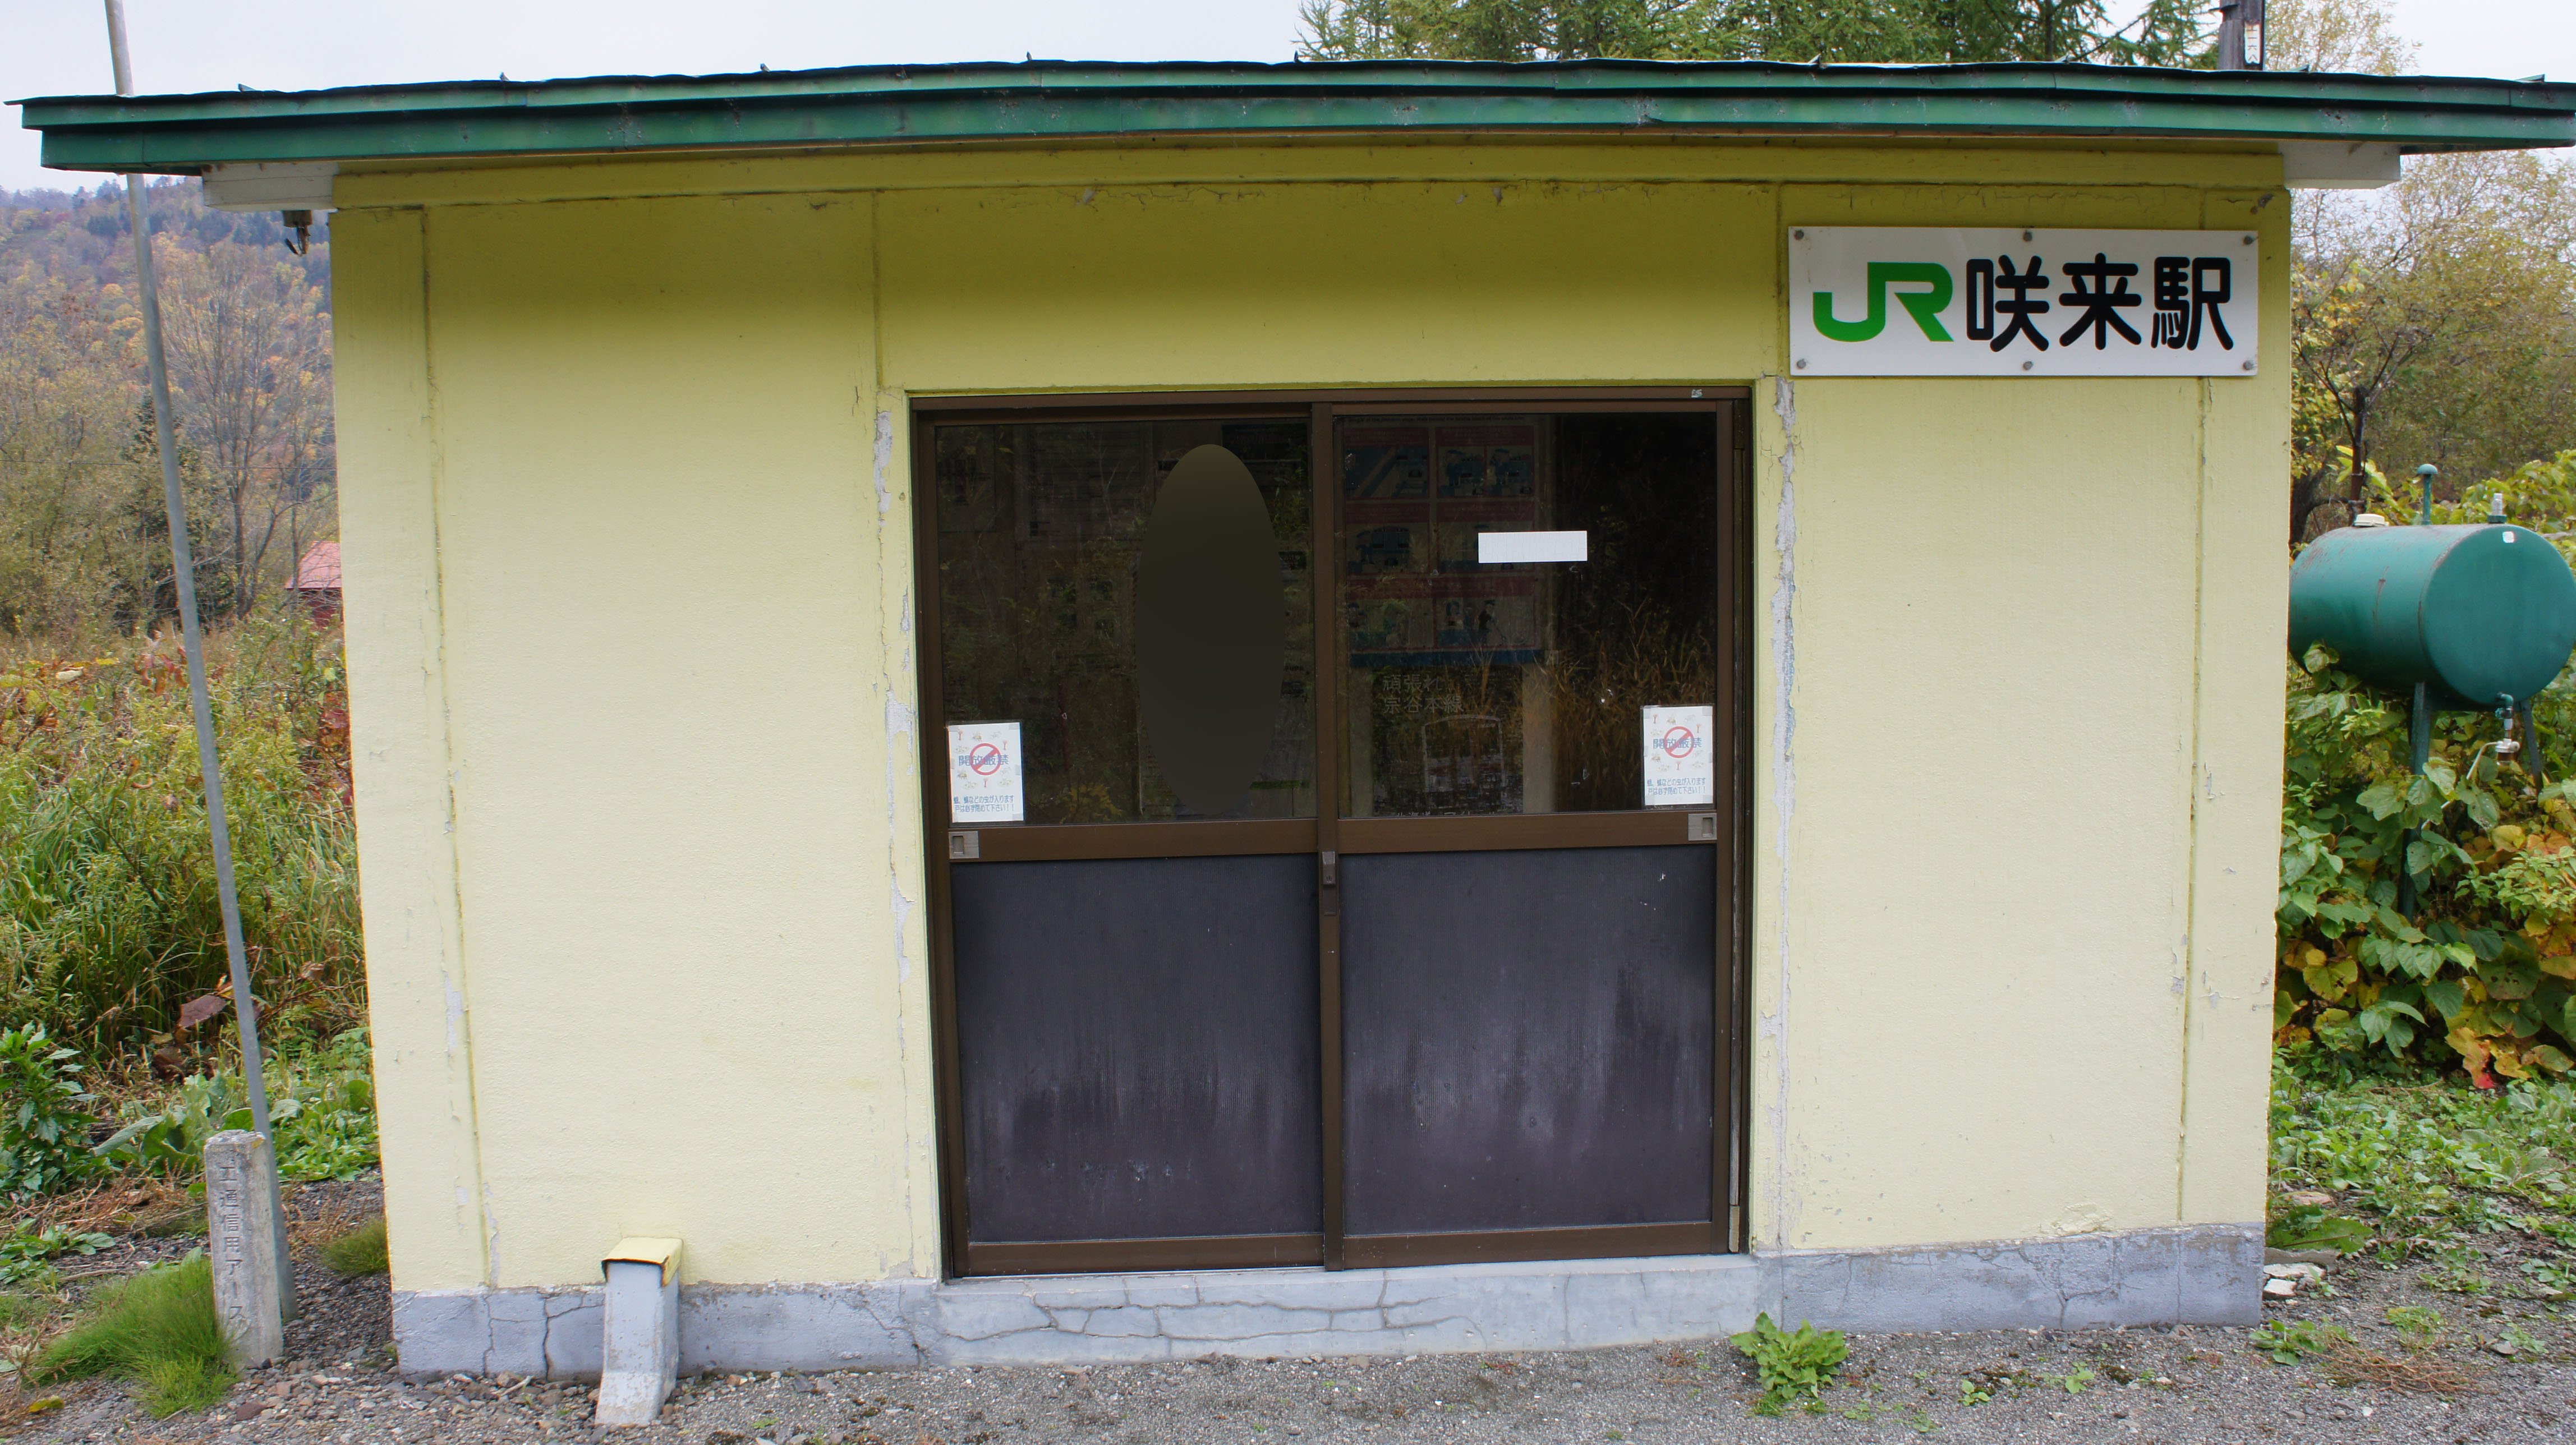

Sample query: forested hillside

[0,180,332,641]
[2,183,358,1074]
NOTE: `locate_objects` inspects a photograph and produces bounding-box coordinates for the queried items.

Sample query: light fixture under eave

[2279,141,2401,190]
[201,160,337,214]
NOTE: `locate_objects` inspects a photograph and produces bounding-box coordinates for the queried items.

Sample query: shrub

[320,1217,388,1277]
[32,1254,234,1415]
[2275,646,2576,1079]
[0,1023,103,1198]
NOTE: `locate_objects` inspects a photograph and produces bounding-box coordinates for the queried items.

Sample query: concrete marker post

[595,1237,683,1427]
[204,1131,286,1367]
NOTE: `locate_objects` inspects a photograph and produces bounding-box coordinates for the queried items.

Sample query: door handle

[1319,850,1338,915]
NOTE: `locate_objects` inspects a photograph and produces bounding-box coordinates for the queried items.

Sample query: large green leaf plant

[2278,645,2576,1082]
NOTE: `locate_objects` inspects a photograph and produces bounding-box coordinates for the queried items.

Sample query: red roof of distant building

[291,540,341,591]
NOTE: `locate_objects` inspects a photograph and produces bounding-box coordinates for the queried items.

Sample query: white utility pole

[100,0,293,1319]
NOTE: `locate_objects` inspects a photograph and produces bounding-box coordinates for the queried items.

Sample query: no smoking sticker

[1641,705,1714,808]
[947,721,1024,823]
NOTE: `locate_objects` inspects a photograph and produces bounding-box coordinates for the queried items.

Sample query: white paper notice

[1641,705,1715,808]
[1478,530,1589,564]
[947,721,1024,824]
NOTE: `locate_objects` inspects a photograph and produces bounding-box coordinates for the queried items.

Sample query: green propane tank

[2288,522,2576,708]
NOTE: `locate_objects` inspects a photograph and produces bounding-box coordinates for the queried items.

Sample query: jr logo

[1813,262,1954,342]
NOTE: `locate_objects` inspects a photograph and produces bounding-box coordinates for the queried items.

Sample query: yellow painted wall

[335,142,2287,1291]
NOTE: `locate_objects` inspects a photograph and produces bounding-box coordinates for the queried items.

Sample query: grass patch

[320,1217,388,1277]
[136,1355,233,1414]
[2270,1046,2576,1258]
[0,614,364,1056]
[30,1255,234,1416]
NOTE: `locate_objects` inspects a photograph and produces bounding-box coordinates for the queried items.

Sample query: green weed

[2384,1304,2444,1349]
[97,1028,378,1183]
[2517,1257,2574,1299]
[2266,1206,2373,1255]
[31,1255,234,1416]
[0,1025,104,1199]
[2421,1249,2493,1294]
[0,1223,113,1287]
[1728,1312,1848,1416]
[2496,1322,2547,1358]
[2250,1319,2351,1365]
[2038,1366,2095,1395]
[321,1217,388,1277]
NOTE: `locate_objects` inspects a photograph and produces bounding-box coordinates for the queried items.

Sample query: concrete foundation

[392,1224,2261,1379]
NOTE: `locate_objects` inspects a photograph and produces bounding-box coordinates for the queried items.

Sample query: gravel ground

[4,1235,2572,1443]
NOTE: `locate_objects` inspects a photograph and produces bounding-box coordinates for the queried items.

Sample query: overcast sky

[4,0,2571,192]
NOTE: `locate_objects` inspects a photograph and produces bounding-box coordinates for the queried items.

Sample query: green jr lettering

[1813,262,1956,342]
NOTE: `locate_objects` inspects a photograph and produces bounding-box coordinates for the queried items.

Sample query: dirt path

[4,1242,2569,1443]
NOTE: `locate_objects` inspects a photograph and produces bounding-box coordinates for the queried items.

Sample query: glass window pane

[936,418,1316,825]
[1341,413,1717,817]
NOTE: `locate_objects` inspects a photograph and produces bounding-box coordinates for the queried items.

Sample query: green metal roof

[16,59,2575,174]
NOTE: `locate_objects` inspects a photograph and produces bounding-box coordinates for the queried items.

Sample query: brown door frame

[910,386,1753,1278]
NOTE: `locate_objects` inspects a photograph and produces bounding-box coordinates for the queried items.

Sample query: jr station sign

[1789,228,2262,377]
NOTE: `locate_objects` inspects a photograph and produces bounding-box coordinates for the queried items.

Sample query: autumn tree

[0,182,333,638]
[0,268,140,636]
[1296,0,2212,65]
[153,236,334,617]
[2277,0,2576,539]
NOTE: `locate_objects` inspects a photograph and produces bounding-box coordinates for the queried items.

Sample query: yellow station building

[23,60,2576,1376]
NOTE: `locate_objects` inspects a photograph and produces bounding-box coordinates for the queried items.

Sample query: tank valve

[2497,696,2523,758]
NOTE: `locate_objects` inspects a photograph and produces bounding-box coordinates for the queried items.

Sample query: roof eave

[20,61,2575,175]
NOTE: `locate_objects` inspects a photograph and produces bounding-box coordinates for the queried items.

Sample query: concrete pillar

[202,1130,286,1367]
[594,1237,682,1428]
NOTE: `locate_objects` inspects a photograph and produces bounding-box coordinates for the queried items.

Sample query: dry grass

[8,1175,197,1256]
[283,1183,365,1263]
[2317,1336,2480,1394]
